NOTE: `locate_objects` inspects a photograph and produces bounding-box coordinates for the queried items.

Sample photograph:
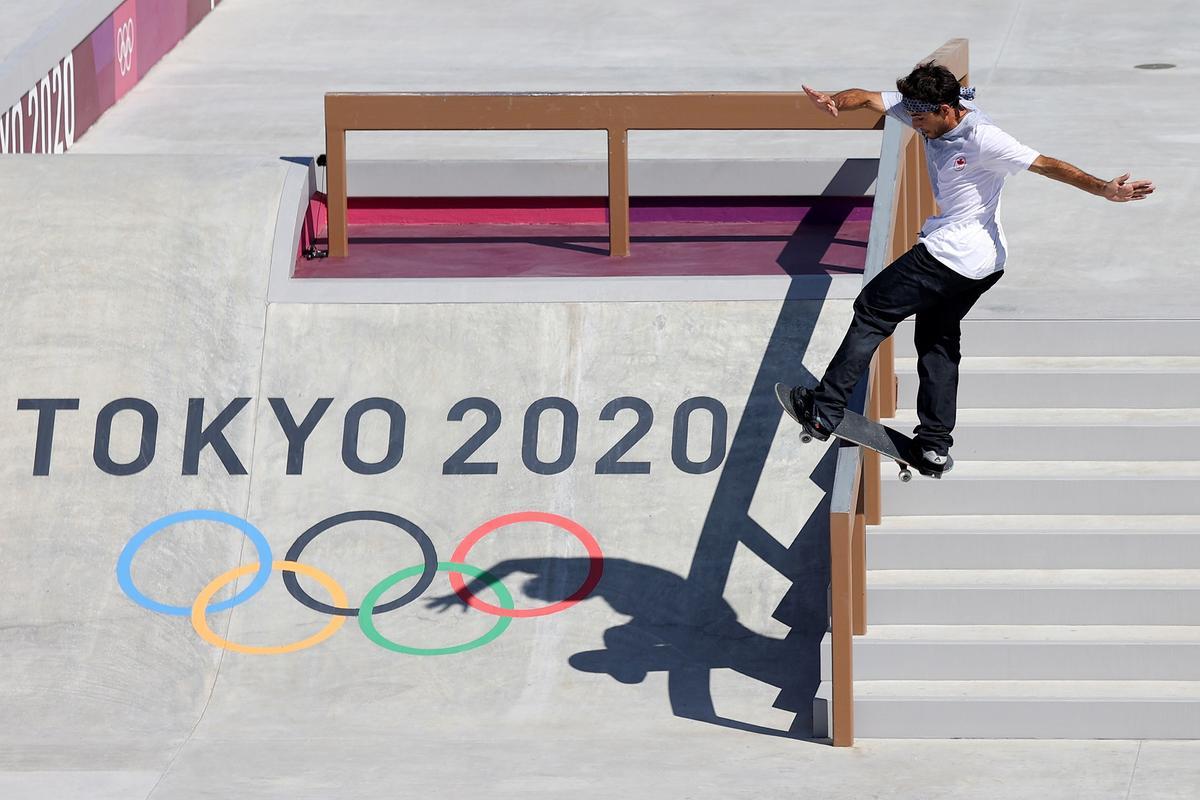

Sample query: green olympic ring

[358,561,513,656]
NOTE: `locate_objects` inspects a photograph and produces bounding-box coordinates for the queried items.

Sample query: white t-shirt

[882,91,1039,279]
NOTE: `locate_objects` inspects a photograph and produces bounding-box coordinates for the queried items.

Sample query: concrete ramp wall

[0,157,854,797]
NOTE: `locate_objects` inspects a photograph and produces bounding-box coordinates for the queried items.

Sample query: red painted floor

[295,199,871,280]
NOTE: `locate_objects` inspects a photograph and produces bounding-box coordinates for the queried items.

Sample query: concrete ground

[64,0,1200,319]
[3,2,1200,799]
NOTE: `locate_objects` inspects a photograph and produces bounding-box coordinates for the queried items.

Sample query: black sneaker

[775,383,835,442]
[917,446,954,476]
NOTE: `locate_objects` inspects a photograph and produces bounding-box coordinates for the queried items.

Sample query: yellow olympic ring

[191,560,348,655]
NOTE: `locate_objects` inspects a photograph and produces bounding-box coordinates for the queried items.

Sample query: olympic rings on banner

[117,509,605,656]
[359,562,513,656]
[449,511,604,618]
[283,510,437,617]
[193,561,347,655]
[117,509,273,616]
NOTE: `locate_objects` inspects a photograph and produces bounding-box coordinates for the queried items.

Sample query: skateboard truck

[799,429,915,481]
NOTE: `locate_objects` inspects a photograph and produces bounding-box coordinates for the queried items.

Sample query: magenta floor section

[295,199,872,279]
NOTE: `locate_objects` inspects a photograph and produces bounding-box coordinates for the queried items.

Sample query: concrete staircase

[816,319,1200,739]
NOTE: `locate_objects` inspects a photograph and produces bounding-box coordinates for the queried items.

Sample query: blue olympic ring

[116,509,273,616]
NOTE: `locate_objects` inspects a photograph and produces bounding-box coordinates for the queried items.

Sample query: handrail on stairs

[825,38,969,747]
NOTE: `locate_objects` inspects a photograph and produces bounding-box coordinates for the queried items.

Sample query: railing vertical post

[852,477,868,636]
[917,149,936,223]
[863,447,882,525]
[877,336,897,419]
[607,127,630,257]
[894,142,909,258]
[905,138,920,250]
[326,121,349,258]
[830,506,855,746]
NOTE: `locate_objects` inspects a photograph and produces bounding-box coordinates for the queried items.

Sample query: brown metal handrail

[826,38,969,747]
[322,92,884,258]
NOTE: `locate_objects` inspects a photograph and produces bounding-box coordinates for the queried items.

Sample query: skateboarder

[782,62,1154,473]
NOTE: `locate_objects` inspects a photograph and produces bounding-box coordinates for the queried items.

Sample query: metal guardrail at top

[825,37,968,747]
[321,92,885,259]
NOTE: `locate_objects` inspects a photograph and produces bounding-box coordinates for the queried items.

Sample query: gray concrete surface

[0,155,823,797]
[5,3,1200,797]
[63,0,1200,319]
[10,156,1200,796]
[338,157,882,198]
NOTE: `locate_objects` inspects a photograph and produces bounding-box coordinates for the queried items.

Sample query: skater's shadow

[427,180,867,740]
[427,450,835,740]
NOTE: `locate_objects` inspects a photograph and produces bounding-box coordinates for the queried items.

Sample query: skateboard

[774,382,943,481]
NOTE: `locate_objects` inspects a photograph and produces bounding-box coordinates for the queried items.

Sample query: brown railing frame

[826,38,969,747]
[322,92,884,258]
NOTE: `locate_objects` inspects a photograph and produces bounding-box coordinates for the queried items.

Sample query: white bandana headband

[901,86,976,114]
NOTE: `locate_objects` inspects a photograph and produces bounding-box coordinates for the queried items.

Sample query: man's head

[897,61,969,138]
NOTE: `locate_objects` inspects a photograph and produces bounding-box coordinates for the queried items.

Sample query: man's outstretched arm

[802,85,885,117]
[1029,155,1155,202]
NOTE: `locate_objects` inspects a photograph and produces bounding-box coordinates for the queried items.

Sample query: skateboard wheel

[799,433,813,444]
[899,469,913,483]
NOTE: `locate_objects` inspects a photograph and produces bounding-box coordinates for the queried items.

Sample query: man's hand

[802,85,839,117]
[1104,172,1156,202]
[425,592,469,613]
[802,86,884,117]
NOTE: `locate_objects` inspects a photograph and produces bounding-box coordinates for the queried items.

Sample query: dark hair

[896,62,962,110]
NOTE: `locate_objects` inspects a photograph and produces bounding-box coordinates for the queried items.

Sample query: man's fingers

[802,84,838,116]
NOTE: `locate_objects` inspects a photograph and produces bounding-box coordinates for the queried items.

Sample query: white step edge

[813,680,1200,738]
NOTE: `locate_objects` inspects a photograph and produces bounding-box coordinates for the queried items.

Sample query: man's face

[910,105,957,138]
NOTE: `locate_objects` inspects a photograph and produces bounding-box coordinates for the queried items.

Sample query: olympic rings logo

[116,20,135,77]
[117,509,604,656]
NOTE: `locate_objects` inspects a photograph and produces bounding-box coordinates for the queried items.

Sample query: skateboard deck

[774,383,942,481]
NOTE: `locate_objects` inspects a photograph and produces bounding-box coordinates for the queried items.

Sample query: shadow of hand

[424,592,469,613]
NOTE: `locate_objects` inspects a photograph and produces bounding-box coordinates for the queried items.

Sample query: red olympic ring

[449,511,603,618]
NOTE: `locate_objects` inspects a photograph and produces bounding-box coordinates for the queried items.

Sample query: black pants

[812,243,1003,454]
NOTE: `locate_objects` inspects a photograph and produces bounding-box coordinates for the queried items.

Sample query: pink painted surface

[326,196,871,226]
[295,197,872,280]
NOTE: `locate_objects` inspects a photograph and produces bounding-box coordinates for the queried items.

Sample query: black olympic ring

[282,510,438,617]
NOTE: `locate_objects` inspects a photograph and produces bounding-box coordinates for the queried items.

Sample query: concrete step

[893,319,1200,358]
[881,461,1200,516]
[885,408,1200,461]
[865,569,1200,625]
[895,356,1200,408]
[819,625,1200,680]
[867,515,1200,569]
[813,680,1200,738]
